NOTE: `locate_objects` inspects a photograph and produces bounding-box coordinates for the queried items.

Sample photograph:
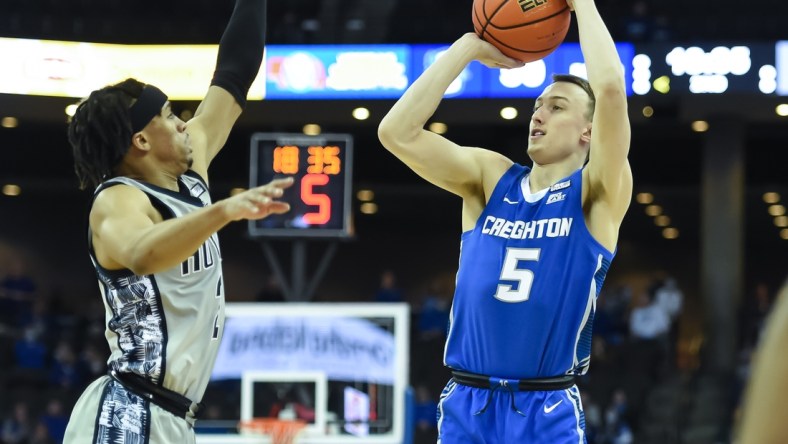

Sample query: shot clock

[248,133,353,238]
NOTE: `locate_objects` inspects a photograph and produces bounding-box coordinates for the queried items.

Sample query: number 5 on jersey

[494,248,541,303]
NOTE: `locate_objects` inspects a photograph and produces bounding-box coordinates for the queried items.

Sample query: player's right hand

[460,32,525,69]
[222,177,294,221]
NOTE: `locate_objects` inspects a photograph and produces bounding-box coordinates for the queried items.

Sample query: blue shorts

[437,380,586,444]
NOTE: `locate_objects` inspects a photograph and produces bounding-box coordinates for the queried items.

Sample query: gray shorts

[63,376,195,444]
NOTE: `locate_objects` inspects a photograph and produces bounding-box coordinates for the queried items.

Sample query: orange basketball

[472,0,571,63]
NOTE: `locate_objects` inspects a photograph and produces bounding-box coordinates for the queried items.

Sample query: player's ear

[131,132,151,152]
[580,124,592,144]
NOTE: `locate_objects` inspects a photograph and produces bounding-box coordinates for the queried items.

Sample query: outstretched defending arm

[91,177,293,275]
[188,0,268,179]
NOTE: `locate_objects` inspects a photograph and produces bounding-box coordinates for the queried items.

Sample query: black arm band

[211,0,267,108]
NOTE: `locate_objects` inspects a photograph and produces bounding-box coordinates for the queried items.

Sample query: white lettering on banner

[326,52,407,91]
[211,316,396,384]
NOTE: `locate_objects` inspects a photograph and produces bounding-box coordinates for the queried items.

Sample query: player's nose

[531,110,544,125]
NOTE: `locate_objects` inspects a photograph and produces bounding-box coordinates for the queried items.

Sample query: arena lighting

[776,104,788,116]
[654,215,671,227]
[500,107,518,120]
[360,202,378,215]
[666,46,750,94]
[0,37,266,100]
[691,120,709,132]
[428,122,448,134]
[356,190,374,202]
[642,106,654,117]
[2,184,21,196]
[636,192,654,204]
[302,124,321,136]
[774,216,788,228]
[662,227,679,239]
[631,53,652,95]
[645,204,663,216]
[1,117,18,128]
[5,37,786,100]
[351,107,370,121]
[763,192,781,203]
[759,65,778,94]
[652,76,671,94]
[768,204,786,217]
[180,109,194,121]
[781,229,788,240]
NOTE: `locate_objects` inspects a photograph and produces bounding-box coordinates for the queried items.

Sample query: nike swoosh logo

[503,197,519,204]
[544,400,563,414]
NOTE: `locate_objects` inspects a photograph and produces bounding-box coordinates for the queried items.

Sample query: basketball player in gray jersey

[62,1,289,443]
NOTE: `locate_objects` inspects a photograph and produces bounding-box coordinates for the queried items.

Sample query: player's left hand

[222,177,294,221]
[460,33,525,70]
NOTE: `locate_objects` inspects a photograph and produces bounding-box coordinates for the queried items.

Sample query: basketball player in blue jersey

[62,1,292,443]
[379,0,630,442]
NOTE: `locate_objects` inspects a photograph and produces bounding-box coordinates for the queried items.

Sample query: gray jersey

[89,171,224,402]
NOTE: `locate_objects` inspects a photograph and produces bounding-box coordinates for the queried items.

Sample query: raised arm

[572,0,632,219]
[90,178,293,275]
[378,33,521,200]
[187,0,268,180]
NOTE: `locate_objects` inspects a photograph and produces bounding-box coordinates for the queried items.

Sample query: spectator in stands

[629,289,670,342]
[740,281,772,350]
[654,276,683,366]
[27,421,54,444]
[39,399,68,444]
[629,287,670,377]
[0,258,37,327]
[597,285,632,345]
[416,277,451,341]
[18,297,54,344]
[654,277,682,322]
[1,401,31,444]
[580,389,602,444]
[619,0,654,42]
[49,341,84,390]
[373,270,403,303]
[413,384,439,442]
[603,389,633,444]
[78,343,107,381]
[13,327,47,370]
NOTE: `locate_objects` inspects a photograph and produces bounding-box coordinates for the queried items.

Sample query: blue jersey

[444,164,614,379]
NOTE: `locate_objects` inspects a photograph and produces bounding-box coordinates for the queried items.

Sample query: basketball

[472,0,572,63]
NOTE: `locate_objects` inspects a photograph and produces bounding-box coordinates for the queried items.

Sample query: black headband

[129,85,168,133]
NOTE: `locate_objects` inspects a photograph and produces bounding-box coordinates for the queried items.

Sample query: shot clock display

[248,133,353,238]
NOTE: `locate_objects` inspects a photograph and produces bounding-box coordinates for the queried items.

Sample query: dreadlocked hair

[67,78,145,190]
